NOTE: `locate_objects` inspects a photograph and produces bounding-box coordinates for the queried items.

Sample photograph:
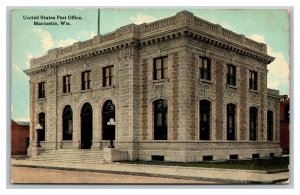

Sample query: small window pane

[156,59,162,69]
[163,57,168,69]
[156,113,162,126]
[156,70,161,80]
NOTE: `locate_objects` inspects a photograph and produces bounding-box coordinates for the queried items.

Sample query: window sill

[81,89,92,93]
[199,79,213,85]
[37,97,46,102]
[153,79,168,84]
[249,89,259,94]
[101,85,114,90]
[226,84,237,89]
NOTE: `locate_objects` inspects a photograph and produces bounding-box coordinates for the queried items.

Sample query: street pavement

[10,158,289,184]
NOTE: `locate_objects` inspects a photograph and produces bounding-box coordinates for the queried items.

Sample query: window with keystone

[154,56,168,80]
[63,75,71,93]
[103,66,114,87]
[200,57,211,81]
[227,64,236,86]
[81,70,91,90]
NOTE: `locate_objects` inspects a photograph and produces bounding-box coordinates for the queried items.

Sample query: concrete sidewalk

[10,159,289,184]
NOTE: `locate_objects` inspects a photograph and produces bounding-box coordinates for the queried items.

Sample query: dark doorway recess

[102,100,116,140]
[38,112,45,142]
[81,103,93,149]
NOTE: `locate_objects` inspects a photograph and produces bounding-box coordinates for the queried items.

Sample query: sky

[11,8,290,122]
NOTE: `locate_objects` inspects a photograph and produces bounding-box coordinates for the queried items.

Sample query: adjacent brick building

[11,120,29,156]
[280,95,290,154]
[24,11,282,162]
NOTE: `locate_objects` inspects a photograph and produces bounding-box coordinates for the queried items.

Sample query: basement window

[203,155,213,161]
[252,154,260,159]
[230,154,238,160]
[151,155,165,161]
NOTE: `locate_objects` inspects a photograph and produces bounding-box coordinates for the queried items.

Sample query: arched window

[102,100,116,140]
[249,107,258,141]
[153,99,168,140]
[63,105,73,140]
[200,100,211,140]
[227,104,236,140]
[267,111,274,141]
[38,112,45,141]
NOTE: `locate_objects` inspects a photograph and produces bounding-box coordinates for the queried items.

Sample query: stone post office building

[25,11,282,162]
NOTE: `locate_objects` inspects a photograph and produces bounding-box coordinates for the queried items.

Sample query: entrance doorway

[102,100,115,140]
[81,103,93,149]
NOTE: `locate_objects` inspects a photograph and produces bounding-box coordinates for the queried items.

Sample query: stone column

[27,81,37,157]
[92,103,101,150]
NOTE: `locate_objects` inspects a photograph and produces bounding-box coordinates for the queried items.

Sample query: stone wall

[25,10,281,162]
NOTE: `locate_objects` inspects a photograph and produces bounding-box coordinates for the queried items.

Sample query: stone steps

[31,149,105,164]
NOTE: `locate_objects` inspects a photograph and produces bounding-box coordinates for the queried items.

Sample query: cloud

[76,31,96,40]
[32,28,98,53]
[33,27,54,52]
[26,53,33,68]
[267,47,290,91]
[130,13,156,25]
[249,34,290,94]
[12,63,22,73]
[249,34,266,43]
[56,38,77,47]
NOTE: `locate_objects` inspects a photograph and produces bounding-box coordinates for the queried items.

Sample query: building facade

[11,120,29,156]
[25,11,281,162]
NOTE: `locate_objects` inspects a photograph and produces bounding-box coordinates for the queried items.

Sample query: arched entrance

[102,100,115,140]
[81,103,93,149]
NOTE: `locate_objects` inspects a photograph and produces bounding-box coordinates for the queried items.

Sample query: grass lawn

[119,156,289,171]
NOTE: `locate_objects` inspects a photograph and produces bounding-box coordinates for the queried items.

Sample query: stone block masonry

[24,10,281,162]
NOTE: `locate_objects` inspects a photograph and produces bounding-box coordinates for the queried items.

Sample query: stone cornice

[24,10,275,76]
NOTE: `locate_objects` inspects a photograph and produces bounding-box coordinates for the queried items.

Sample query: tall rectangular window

[38,82,45,98]
[267,111,274,141]
[249,107,258,141]
[227,64,236,86]
[154,56,168,80]
[154,99,168,140]
[227,104,236,140]
[63,75,71,93]
[103,65,114,87]
[200,100,211,140]
[249,71,258,90]
[81,71,91,90]
[200,57,211,80]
